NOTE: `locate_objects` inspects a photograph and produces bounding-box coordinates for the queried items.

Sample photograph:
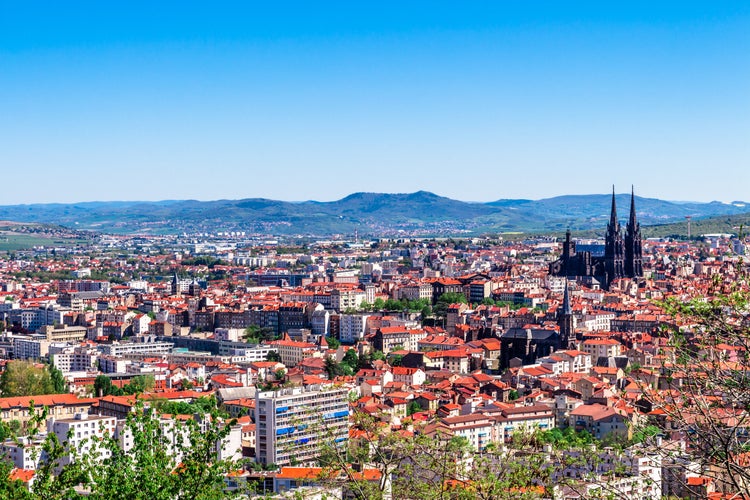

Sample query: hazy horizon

[0,190,746,207]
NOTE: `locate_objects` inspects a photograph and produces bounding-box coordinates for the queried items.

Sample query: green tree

[94,375,122,397]
[265,351,281,362]
[371,350,386,362]
[3,401,247,499]
[324,336,341,350]
[122,375,155,395]
[406,401,422,416]
[0,360,55,397]
[358,301,372,312]
[319,412,552,500]
[48,360,68,394]
[389,354,404,367]
[82,402,243,499]
[433,292,467,321]
[342,349,359,371]
[0,456,33,499]
[438,292,468,305]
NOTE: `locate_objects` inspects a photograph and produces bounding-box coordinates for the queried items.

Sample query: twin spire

[610,185,637,227]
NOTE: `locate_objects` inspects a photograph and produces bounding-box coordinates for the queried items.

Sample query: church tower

[562,228,575,275]
[171,272,181,296]
[558,280,575,349]
[603,186,625,287]
[624,186,643,279]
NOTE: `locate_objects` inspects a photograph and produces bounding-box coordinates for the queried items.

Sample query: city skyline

[2,2,748,205]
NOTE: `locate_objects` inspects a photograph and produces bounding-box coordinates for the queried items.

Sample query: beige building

[41,325,88,343]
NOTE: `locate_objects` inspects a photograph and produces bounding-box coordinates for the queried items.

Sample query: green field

[0,232,91,252]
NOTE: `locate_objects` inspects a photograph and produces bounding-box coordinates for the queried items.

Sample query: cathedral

[548,187,643,290]
[498,281,575,370]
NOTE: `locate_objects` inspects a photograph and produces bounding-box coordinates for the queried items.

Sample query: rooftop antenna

[685,216,692,239]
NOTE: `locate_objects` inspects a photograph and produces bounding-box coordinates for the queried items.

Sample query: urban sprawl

[1,194,749,499]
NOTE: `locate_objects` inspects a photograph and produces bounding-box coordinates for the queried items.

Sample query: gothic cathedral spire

[604,186,625,287]
[625,185,643,279]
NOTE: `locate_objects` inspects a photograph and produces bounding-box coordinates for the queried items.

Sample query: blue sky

[1,2,748,204]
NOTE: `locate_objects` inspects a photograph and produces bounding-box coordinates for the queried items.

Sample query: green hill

[0,192,747,237]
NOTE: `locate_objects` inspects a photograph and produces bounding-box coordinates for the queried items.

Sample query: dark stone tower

[603,186,625,287]
[558,280,574,349]
[624,186,643,279]
[562,228,574,275]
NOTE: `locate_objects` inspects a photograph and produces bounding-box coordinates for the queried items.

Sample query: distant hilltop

[0,191,748,237]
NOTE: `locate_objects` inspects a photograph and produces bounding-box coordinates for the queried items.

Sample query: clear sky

[1,2,748,205]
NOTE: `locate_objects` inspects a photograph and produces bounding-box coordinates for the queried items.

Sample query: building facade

[255,385,349,467]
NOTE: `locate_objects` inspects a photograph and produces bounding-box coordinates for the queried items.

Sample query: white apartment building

[492,404,556,442]
[338,314,370,343]
[0,436,47,469]
[255,385,349,467]
[51,346,99,374]
[97,340,174,357]
[330,289,365,312]
[48,413,117,467]
[581,338,623,360]
[115,414,242,464]
[273,340,318,368]
[218,342,279,362]
[98,354,129,374]
[580,310,615,332]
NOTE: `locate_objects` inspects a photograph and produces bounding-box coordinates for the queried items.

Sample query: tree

[438,292,468,305]
[389,354,404,367]
[358,301,372,312]
[83,402,242,499]
[342,349,359,371]
[0,360,56,397]
[122,374,155,395]
[371,350,386,362]
[638,288,750,496]
[48,360,68,394]
[242,325,262,343]
[265,351,281,362]
[318,412,553,500]
[406,401,422,416]
[433,292,468,321]
[0,456,32,499]
[324,336,341,350]
[0,401,246,499]
[94,375,121,397]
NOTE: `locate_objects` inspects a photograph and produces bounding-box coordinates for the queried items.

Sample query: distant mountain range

[1,191,748,237]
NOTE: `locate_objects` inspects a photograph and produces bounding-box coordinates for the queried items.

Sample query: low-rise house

[492,403,555,442]
[569,403,630,440]
[0,394,98,426]
[391,366,426,387]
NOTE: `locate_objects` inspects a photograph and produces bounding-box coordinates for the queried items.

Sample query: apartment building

[51,345,99,374]
[338,313,370,343]
[255,385,349,467]
[12,336,51,359]
[48,413,117,467]
[97,339,174,357]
